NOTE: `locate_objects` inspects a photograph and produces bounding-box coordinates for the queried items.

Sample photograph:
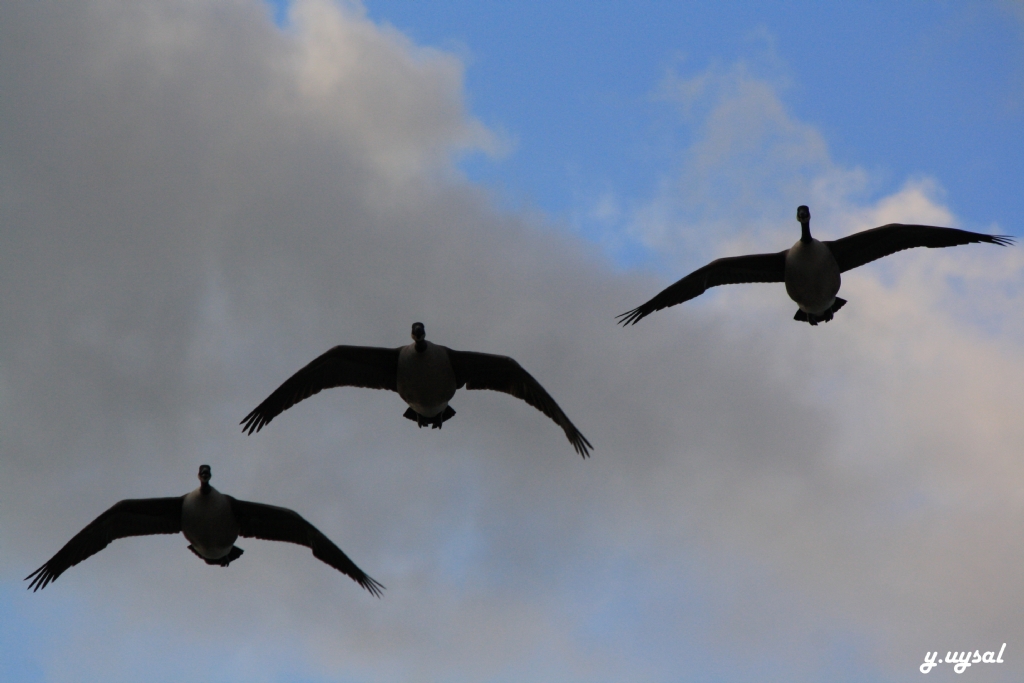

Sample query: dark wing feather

[241,345,401,434]
[229,497,384,597]
[826,224,1014,273]
[446,349,592,458]
[25,497,183,591]
[617,251,788,325]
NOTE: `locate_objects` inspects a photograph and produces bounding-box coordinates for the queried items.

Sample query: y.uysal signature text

[921,644,1005,674]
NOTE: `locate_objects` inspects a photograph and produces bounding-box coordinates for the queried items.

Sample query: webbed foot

[403,406,456,429]
[793,297,847,326]
[188,545,244,566]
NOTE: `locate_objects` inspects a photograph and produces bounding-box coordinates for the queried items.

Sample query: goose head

[411,322,427,352]
[198,464,212,493]
[797,205,812,243]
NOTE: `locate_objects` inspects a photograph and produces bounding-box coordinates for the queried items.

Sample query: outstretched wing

[826,224,1014,273]
[446,349,592,458]
[228,497,384,597]
[241,346,401,434]
[26,497,183,591]
[617,251,787,325]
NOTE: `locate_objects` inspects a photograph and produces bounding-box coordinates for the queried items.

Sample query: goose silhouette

[242,323,592,457]
[26,465,383,596]
[618,205,1013,326]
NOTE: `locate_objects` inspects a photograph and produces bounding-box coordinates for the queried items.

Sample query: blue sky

[1,1,1022,681]
[349,0,1024,249]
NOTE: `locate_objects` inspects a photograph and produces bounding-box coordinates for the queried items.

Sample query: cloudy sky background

[1,1,1022,681]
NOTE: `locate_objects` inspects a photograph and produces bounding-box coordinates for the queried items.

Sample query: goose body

[618,205,1013,326]
[396,337,457,419]
[241,322,592,457]
[784,236,841,317]
[181,474,239,562]
[26,465,383,595]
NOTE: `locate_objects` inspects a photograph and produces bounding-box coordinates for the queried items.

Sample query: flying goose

[26,465,383,596]
[241,322,592,457]
[618,205,1014,326]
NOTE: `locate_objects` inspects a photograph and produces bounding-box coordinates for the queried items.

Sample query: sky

[0,1,1022,682]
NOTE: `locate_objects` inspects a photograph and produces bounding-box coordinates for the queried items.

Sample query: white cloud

[281,0,500,178]
[593,50,1024,679]
[621,60,835,261]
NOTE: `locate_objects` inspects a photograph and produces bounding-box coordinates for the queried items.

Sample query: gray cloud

[1,2,1022,682]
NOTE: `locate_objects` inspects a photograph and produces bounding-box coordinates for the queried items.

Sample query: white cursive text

[920,644,1005,674]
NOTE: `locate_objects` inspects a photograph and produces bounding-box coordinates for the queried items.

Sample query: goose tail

[794,297,847,326]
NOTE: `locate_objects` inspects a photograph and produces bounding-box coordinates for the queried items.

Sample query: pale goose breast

[784,238,841,314]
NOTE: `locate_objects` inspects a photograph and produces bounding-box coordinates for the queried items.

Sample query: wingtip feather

[240,411,267,435]
[25,564,53,592]
[573,433,593,459]
[362,576,386,598]
[616,308,647,326]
